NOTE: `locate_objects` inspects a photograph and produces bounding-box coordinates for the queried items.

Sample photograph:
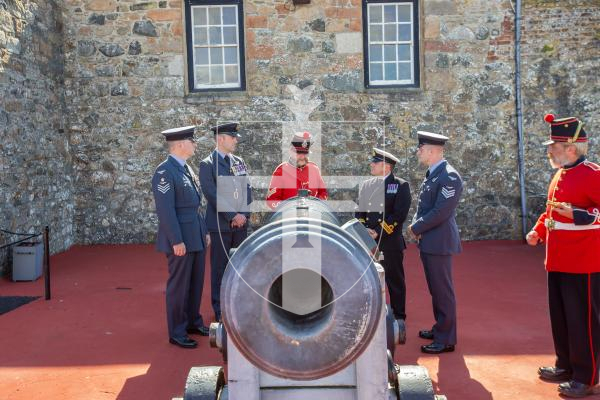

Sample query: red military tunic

[533,159,600,273]
[266,161,328,209]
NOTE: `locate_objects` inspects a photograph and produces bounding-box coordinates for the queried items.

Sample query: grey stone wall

[61,0,527,245]
[1,0,599,268]
[521,0,600,228]
[0,0,71,275]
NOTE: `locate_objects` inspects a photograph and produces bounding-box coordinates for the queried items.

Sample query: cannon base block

[183,364,442,400]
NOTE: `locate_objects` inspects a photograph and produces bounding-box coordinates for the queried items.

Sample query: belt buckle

[546,219,555,231]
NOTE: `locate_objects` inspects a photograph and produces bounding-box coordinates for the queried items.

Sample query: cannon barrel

[220,197,383,380]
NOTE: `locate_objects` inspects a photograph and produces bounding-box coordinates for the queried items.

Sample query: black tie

[224,155,231,167]
[426,170,430,178]
[184,165,199,194]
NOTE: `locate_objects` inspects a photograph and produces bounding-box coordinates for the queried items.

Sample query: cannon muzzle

[220,197,383,380]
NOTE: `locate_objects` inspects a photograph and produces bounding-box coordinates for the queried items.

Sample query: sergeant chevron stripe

[441,187,455,199]
[157,182,171,194]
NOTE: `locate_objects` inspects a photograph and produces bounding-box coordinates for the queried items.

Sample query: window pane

[225,65,238,83]
[224,47,238,63]
[223,6,236,25]
[398,4,411,23]
[384,44,396,61]
[384,5,396,23]
[210,47,223,64]
[370,24,382,41]
[370,63,383,81]
[193,7,207,25]
[384,24,396,41]
[398,24,411,41]
[369,44,382,62]
[209,7,221,25]
[209,27,222,45]
[194,47,209,65]
[194,27,208,45]
[196,66,209,84]
[369,5,382,23]
[210,66,224,84]
[223,27,237,45]
[398,63,411,80]
[384,62,397,80]
[398,44,410,61]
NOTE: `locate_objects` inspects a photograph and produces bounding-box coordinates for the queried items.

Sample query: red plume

[303,131,310,139]
[544,114,555,123]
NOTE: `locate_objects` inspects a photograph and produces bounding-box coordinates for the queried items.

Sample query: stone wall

[1,0,598,264]
[0,0,71,275]
[521,0,600,226]
[61,0,524,244]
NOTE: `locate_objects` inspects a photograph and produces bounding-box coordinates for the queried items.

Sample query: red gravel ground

[0,241,588,399]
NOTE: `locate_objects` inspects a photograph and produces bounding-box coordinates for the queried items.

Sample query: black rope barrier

[0,229,40,250]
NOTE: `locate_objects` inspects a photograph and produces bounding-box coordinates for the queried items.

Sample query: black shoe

[169,336,197,348]
[558,380,599,398]
[186,325,210,336]
[421,342,455,354]
[418,330,434,340]
[538,366,572,382]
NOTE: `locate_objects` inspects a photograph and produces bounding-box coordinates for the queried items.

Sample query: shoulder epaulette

[583,160,600,171]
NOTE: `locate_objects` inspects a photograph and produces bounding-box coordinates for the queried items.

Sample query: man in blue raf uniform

[199,123,252,322]
[408,131,463,354]
[356,148,411,323]
[152,126,211,349]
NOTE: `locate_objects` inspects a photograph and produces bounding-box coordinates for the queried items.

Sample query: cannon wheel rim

[184,366,225,400]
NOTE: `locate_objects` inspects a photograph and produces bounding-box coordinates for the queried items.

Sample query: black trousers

[210,230,247,318]
[380,250,406,320]
[420,252,457,345]
[165,250,206,338]
[548,271,600,386]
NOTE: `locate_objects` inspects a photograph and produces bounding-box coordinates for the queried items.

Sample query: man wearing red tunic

[266,132,328,210]
[527,114,600,398]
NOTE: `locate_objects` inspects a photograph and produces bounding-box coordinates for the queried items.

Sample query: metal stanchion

[43,226,51,300]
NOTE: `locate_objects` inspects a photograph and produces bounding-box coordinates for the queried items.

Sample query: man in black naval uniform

[355,148,411,323]
[408,131,463,354]
[152,126,210,349]
[199,123,252,322]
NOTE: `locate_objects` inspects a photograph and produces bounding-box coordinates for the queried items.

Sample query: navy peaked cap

[417,131,449,146]
[161,126,196,141]
[211,122,241,137]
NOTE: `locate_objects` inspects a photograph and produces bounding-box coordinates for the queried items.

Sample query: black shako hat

[291,131,312,154]
[542,114,587,146]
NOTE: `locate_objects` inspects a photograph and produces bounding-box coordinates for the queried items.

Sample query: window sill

[184,90,248,104]
[364,85,423,94]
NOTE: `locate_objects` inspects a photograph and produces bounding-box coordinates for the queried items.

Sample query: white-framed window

[185,1,245,91]
[363,0,419,88]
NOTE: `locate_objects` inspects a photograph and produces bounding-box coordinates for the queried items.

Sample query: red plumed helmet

[544,113,555,123]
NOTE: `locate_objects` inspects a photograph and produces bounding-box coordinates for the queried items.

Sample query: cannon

[183,196,444,400]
